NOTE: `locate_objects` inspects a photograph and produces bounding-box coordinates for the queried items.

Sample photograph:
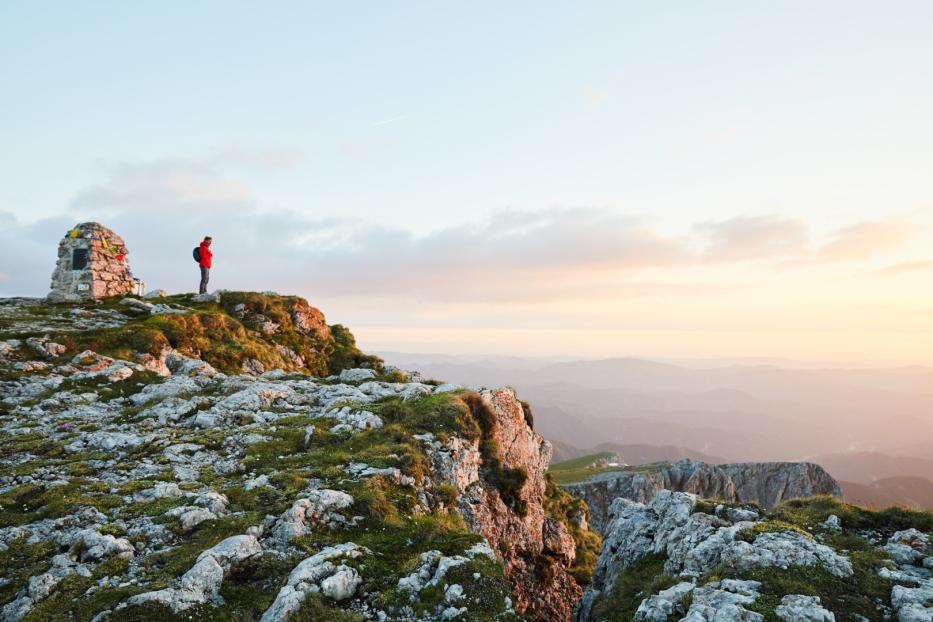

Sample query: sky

[2,1,932,365]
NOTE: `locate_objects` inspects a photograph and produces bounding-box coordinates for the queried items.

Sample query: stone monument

[47,222,144,302]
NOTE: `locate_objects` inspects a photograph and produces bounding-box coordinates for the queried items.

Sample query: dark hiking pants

[199,266,210,294]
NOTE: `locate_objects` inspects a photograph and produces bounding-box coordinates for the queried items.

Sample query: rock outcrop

[563,459,842,535]
[574,490,933,622]
[425,388,583,621]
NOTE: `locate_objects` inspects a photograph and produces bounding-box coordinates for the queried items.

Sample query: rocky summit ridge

[0,293,595,622]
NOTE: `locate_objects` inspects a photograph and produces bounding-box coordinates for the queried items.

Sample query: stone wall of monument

[48,223,137,302]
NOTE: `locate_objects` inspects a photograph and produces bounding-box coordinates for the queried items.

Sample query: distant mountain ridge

[550,440,727,465]
[807,451,933,484]
[841,476,933,510]
[382,352,933,463]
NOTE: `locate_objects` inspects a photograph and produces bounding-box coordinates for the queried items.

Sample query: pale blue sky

[2,2,932,362]
[4,1,932,228]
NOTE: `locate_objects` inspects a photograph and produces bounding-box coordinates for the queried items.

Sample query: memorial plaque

[72,248,89,270]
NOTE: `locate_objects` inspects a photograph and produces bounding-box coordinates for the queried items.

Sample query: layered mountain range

[384,352,933,510]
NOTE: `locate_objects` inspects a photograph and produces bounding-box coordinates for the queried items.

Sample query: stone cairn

[47,222,143,302]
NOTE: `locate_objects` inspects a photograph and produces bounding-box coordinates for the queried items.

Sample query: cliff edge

[560,458,842,535]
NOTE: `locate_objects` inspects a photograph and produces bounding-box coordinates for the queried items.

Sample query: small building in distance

[47,222,144,302]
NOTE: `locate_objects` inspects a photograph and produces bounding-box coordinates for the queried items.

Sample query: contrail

[372,115,409,127]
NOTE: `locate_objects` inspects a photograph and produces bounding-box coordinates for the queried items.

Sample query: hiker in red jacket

[197,236,213,294]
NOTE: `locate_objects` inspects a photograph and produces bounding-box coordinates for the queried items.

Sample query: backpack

[192,247,201,263]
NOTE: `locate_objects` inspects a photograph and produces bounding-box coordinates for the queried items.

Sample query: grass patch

[548,455,670,486]
[44,292,382,377]
[736,520,812,543]
[138,513,264,588]
[0,479,123,528]
[769,495,933,534]
[544,474,602,586]
[706,549,894,622]
[590,552,678,622]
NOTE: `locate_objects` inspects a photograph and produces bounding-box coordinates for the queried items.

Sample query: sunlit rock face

[564,459,842,535]
[48,222,138,302]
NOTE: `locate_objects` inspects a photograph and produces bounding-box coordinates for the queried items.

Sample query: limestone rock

[821,515,842,532]
[564,459,842,535]
[682,580,763,621]
[396,544,494,598]
[338,367,376,382]
[124,534,261,612]
[323,406,383,431]
[890,580,933,622]
[775,595,836,622]
[259,543,365,622]
[26,336,67,359]
[270,489,355,544]
[575,491,853,622]
[635,582,695,621]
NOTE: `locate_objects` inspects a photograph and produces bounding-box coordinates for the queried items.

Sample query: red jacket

[199,242,213,268]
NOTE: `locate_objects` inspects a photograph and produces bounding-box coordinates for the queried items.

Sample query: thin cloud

[694,216,809,261]
[876,260,933,276]
[372,115,410,127]
[71,159,254,216]
[210,147,304,172]
[818,221,915,261]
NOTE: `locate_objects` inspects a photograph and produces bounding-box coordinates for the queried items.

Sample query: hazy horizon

[381,350,933,502]
[377,349,933,371]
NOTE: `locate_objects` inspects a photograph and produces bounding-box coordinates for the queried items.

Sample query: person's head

[203,236,212,247]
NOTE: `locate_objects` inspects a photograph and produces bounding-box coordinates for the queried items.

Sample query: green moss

[0,431,66,459]
[367,391,475,440]
[55,371,166,400]
[708,550,894,622]
[353,475,405,522]
[24,577,143,622]
[736,520,812,543]
[0,480,122,527]
[290,504,521,622]
[0,539,57,607]
[288,593,366,622]
[769,495,933,533]
[590,552,678,622]
[327,323,382,374]
[213,555,298,620]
